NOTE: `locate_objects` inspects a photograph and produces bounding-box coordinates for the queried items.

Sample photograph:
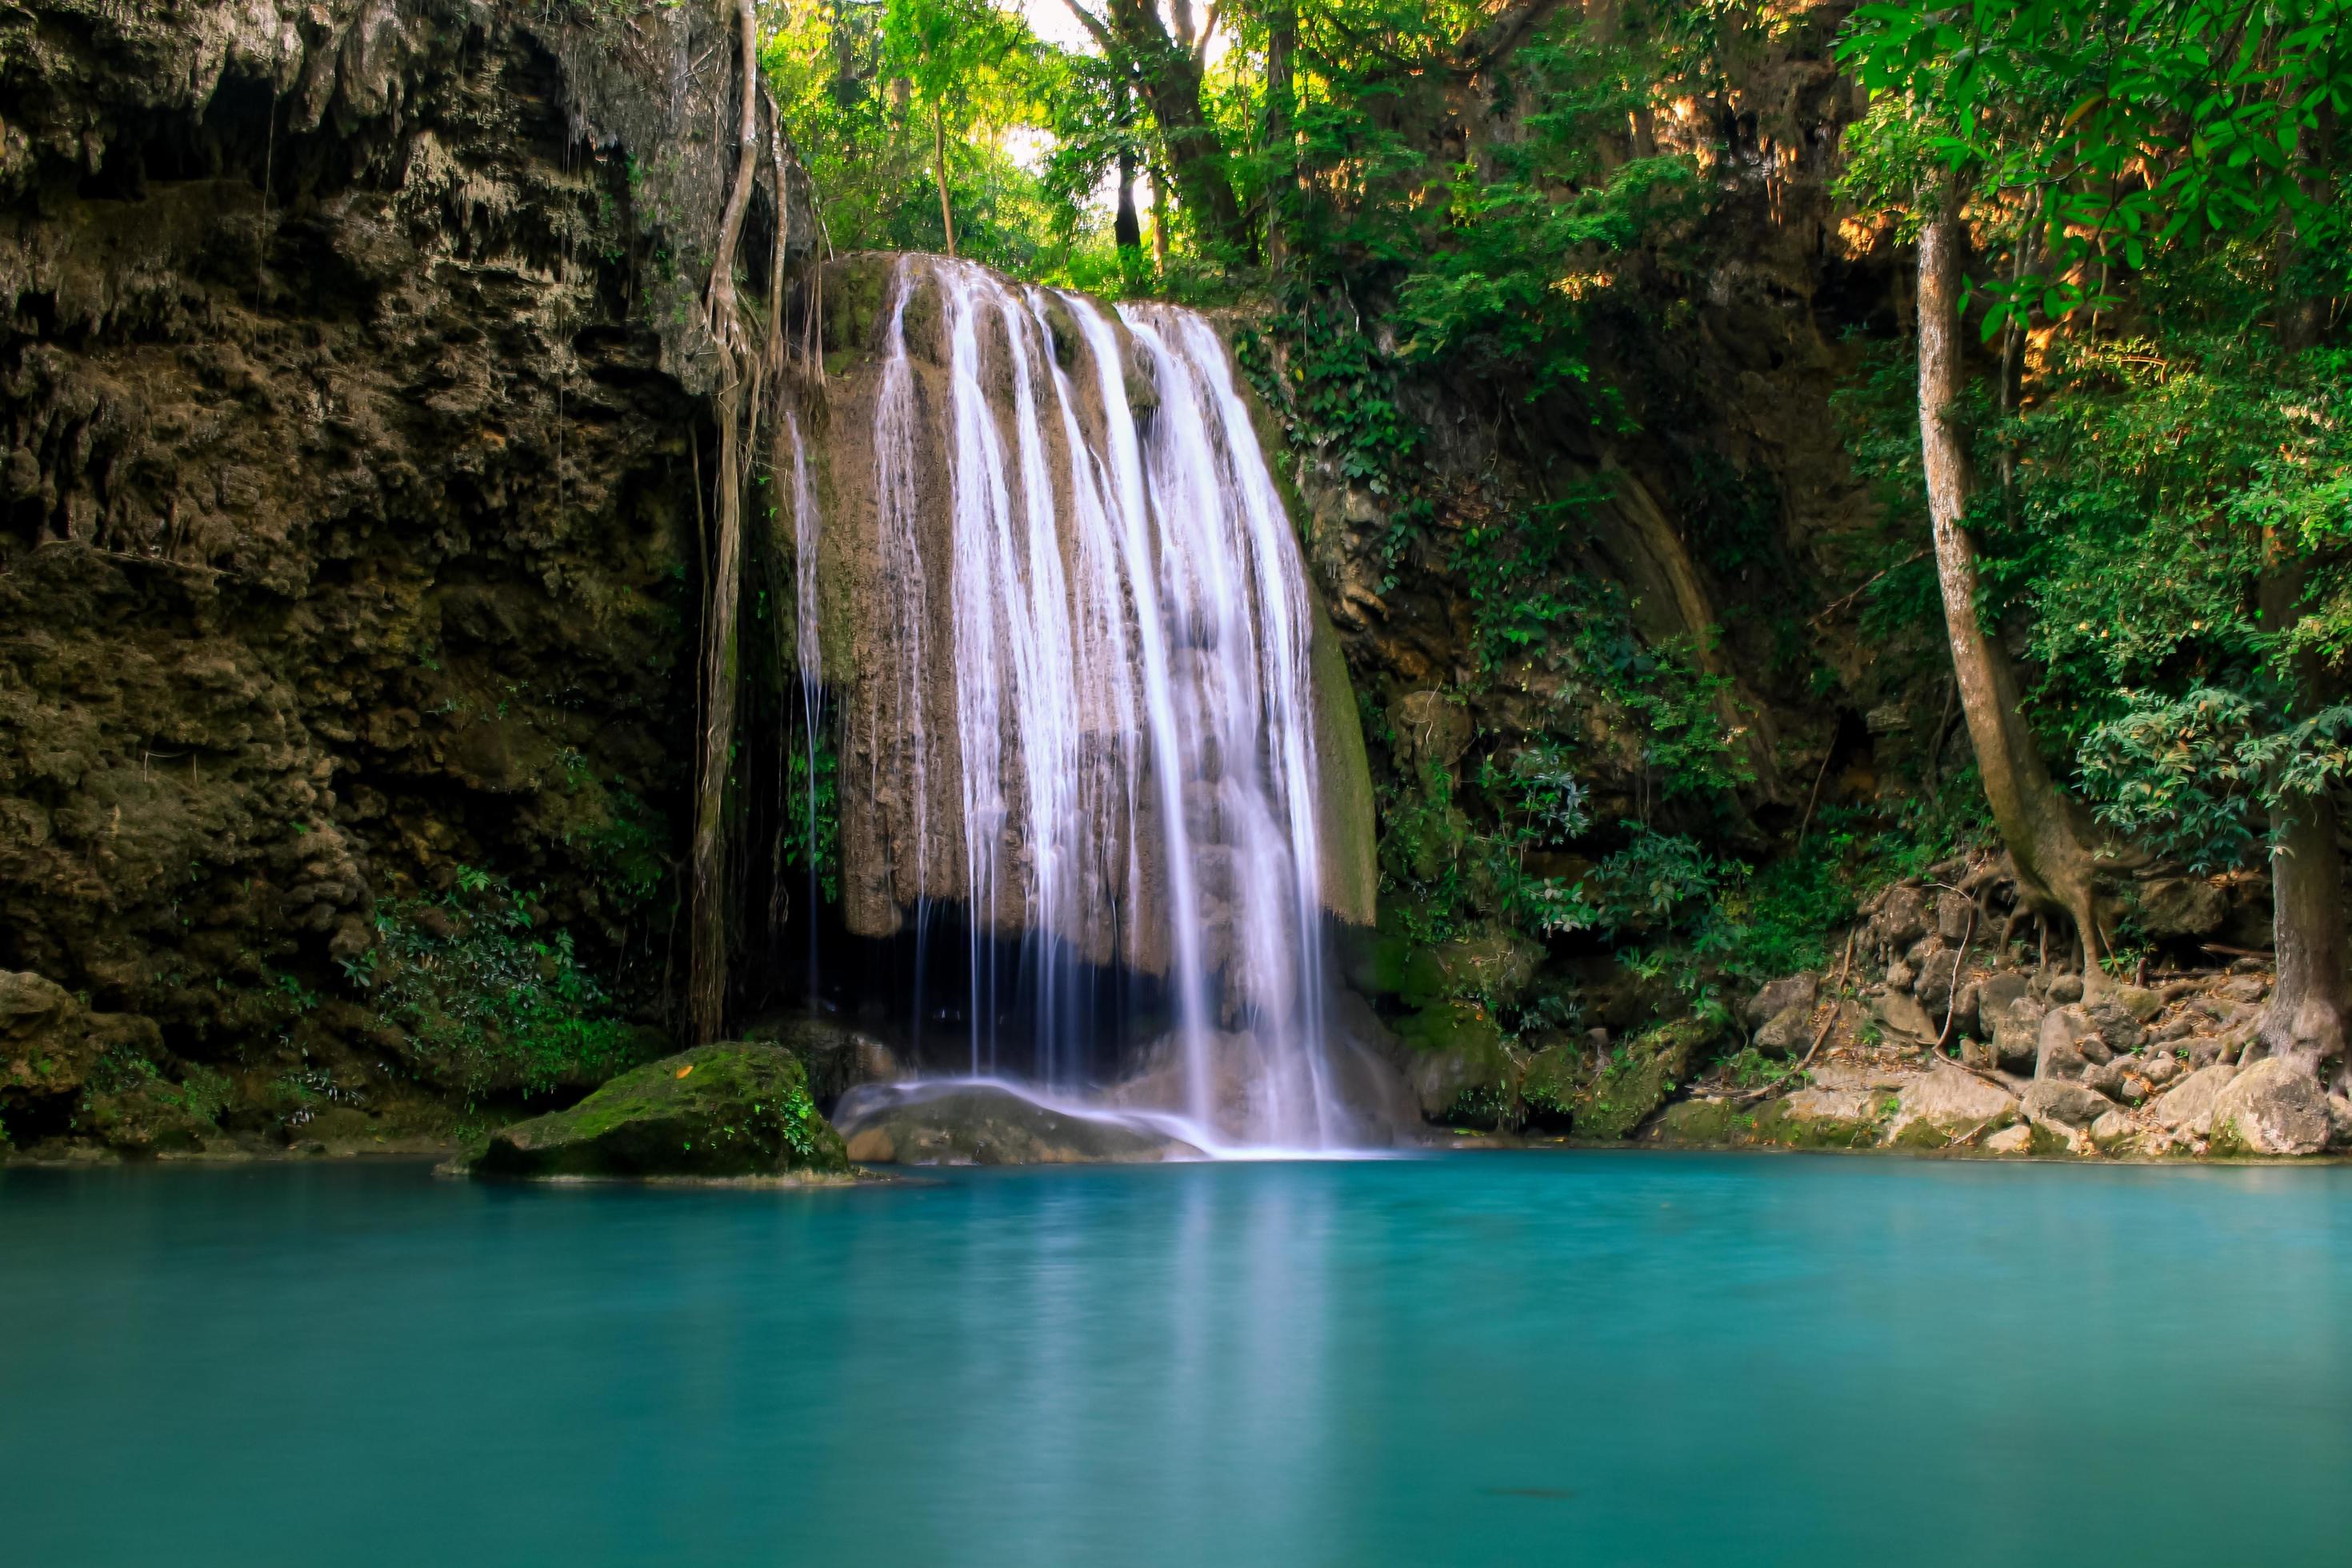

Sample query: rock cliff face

[0,0,809,1150]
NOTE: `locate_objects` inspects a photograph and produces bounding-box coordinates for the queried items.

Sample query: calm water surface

[3,1152,2347,1565]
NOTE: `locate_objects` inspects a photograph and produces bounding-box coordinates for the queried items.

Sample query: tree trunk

[1917,183,2109,986]
[1114,147,1141,252]
[932,102,956,259]
[1150,163,1170,270]
[1264,0,1298,270]
[1105,0,1254,260]
[2255,146,2348,1082]
[689,0,763,1043]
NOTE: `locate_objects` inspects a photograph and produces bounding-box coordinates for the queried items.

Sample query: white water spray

[854,257,1354,1150]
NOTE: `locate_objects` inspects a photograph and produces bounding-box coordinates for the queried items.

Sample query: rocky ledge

[834,1082,1204,1166]
[1651,958,2351,1160]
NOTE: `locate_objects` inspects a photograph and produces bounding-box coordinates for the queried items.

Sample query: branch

[1058,0,1117,54]
[1194,2,1222,62]
[1462,0,1571,73]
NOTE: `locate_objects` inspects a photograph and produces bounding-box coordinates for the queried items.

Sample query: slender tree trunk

[1917,181,2109,986]
[932,102,956,259]
[1150,163,1170,270]
[690,0,763,1043]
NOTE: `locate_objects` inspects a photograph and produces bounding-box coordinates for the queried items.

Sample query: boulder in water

[834,1082,1201,1165]
[2207,1058,2330,1157]
[470,1044,849,1180]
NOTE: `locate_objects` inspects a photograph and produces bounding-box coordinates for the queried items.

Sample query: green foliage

[783,723,842,903]
[354,871,654,1102]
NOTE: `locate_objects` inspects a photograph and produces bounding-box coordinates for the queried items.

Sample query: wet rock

[2149,1064,2240,1137]
[472,1044,849,1180]
[748,1016,905,1110]
[2207,1059,2330,1158]
[834,1082,1199,1166]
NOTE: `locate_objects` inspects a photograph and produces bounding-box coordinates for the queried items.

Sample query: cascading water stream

[851,256,1355,1153]
[787,409,822,1006]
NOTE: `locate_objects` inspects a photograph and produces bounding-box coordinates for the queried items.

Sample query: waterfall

[849,256,1355,1150]
[788,409,822,1005]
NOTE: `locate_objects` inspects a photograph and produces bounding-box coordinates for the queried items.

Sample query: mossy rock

[1747,1097,1882,1150]
[1394,999,1522,1127]
[471,1043,848,1180]
[78,1078,220,1155]
[1652,1098,1759,1146]
[1562,1017,1722,1141]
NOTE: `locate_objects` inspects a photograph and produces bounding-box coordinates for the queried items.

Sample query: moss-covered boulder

[1534,1017,1722,1140]
[1393,999,1522,1127]
[470,1043,849,1180]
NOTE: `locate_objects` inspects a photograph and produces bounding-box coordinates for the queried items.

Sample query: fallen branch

[1936,894,1978,1050]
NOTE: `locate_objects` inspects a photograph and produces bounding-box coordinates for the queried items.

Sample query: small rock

[2024,1078,2114,1130]
[1754,1002,1815,1058]
[2050,974,2086,1004]
[2110,985,2163,1022]
[1872,885,1930,949]
[1974,972,2030,1035]
[1934,890,1974,942]
[1885,961,1917,993]
[2327,1096,2352,1149]
[1982,1123,2034,1154]
[2220,975,2268,1002]
[1989,999,2044,1074]
[2208,1058,2330,1157]
[2037,1007,2094,1080]
[1873,989,1937,1042]
[2083,999,2146,1054]
[2138,1052,2184,1089]
[1744,974,1818,1028]
[2089,1107,2141,1153]
[2151,1016,2194,1043]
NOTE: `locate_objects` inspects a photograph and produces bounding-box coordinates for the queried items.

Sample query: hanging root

[687,0,766,1043]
